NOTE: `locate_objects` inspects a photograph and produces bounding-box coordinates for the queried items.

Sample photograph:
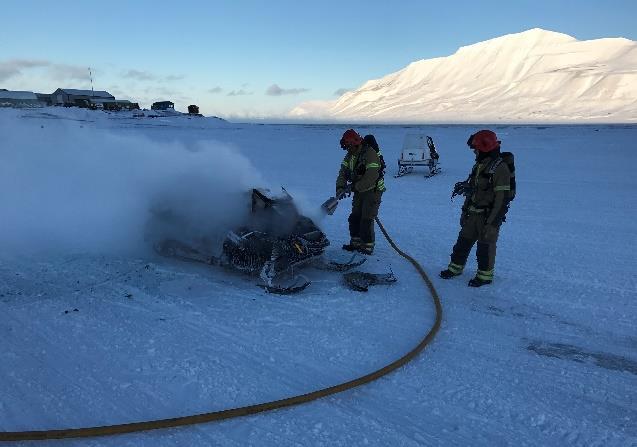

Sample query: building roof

[153,101,174,105]
[58,89,114,98]
[0,91,38,100]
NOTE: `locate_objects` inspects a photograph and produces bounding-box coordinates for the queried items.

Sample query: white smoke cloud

[0,116,265,256]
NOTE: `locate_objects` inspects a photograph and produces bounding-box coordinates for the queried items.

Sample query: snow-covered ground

[1,108,636,446]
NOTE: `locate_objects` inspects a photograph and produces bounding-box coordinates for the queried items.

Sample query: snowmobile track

[0,216,443,442]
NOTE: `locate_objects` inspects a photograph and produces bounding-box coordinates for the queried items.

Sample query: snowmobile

[149,188,365,294]
[395,135,441,178]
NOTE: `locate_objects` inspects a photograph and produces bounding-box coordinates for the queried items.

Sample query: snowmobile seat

[302,229,326,242]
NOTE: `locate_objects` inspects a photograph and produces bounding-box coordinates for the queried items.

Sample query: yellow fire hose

[0,217,442,442]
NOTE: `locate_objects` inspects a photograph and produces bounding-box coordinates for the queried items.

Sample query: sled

[395,134,441,178]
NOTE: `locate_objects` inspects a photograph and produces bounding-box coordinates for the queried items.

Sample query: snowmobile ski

[424,168,442,178]
[343,271,397,292]
[259,275,311,295]
[314,253,367,272]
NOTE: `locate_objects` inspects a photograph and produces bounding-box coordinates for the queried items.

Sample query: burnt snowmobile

[150,188,364,294]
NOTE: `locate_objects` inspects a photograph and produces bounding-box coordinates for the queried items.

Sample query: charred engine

[219,189,329,279]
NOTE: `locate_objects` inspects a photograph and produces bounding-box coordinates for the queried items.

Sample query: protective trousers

[349,190,383,248]
[448,212,500,280]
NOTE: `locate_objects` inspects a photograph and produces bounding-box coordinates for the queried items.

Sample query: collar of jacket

[347,145,363,156]
[475,148,501,162]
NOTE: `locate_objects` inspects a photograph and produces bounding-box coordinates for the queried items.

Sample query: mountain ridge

[290,28,637,123]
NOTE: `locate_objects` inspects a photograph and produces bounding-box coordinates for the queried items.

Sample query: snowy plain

[0,108,636,446]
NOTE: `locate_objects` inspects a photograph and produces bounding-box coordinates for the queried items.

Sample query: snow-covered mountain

[290,28,637,123]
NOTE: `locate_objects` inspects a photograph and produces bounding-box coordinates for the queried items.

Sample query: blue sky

[1,0,635,118]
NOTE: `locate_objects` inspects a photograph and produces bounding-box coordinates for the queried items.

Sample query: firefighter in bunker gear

[440,130,512,287]
[336,129,386,255]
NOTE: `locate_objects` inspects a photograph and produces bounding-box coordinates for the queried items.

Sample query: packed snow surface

[290,28,637,123]
[0,108,636,446]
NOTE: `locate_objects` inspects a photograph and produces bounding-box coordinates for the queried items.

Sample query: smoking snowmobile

[148,187,365,294]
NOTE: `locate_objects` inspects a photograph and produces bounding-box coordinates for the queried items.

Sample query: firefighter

[336,129,386,255]
[440,130,512,287]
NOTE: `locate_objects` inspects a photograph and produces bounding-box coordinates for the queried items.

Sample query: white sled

[395,134,441,178]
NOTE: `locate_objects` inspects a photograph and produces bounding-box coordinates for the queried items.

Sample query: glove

[481,225,499,241]
[336,183,352,198]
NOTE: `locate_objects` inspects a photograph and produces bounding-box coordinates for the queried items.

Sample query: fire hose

[0,217,442,442]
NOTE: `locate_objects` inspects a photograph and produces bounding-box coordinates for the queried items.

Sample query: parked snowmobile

[149,188,362,294]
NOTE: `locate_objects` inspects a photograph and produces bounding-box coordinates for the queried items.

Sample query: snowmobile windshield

[249,188,302,237]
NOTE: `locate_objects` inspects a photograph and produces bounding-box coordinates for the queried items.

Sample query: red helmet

[340,129,363,149]
[468,130,500,152]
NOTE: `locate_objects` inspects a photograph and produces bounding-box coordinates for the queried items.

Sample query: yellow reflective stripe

[348,155,357,171]
[341,161,348,167]
[474,163,484,188]
[448,263,464,273]
[494,185,510,191]
[468,206,486,213]
[366,162,380,168]
[476,269,494,280]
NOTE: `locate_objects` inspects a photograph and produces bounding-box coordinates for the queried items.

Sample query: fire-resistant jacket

[463,153,512,225]
[336,145,386,194]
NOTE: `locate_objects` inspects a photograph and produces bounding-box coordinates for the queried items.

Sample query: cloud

[122,69,155,81]
[208,87,223,94]
[0,59,91,84]
[0,59,50,82]
[266,84,310,96]
[334,88,352,96]
[163,74,185,82]
[287,99,335,118]
[122,70,185,82]
[227,89,253,96]
[48,64,91,81]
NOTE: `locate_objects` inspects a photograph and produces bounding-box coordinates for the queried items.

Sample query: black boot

[439,269,461,279]
[342,238,361,252]
[468,277,492,287]
[357,245,374,255]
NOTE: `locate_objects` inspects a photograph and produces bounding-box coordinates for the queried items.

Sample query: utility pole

[88,67,94,97]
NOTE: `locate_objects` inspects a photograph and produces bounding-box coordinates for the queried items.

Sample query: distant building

[0,90,44,108]
[151,101,174,111]
[51,88,114,107]
[36,93,53,106]
[102,99,140,111]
